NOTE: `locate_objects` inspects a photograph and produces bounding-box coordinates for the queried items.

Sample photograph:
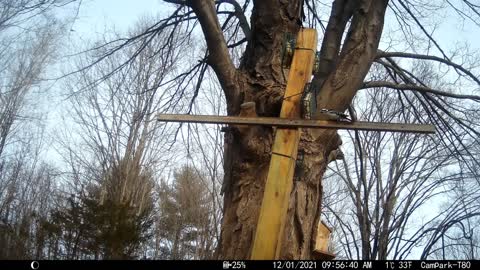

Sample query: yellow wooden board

[250,28,318,259]
[314,221,333,253]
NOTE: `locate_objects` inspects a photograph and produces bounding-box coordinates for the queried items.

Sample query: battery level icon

[223,261,230,269]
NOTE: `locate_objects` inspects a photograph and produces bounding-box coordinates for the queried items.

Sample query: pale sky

[71,0,166,38]
[69,1,479,51]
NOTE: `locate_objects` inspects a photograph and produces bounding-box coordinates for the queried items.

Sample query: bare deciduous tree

[322,66,480,259]
[0,0,78,259]
[50,19,189,259]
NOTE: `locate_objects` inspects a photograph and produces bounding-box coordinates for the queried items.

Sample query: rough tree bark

[187,0,389,259]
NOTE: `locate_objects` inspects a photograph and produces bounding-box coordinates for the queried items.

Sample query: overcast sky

[69,1,479,56]
[71,0,164,36]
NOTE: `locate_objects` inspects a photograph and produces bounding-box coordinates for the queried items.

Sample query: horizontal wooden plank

[156,114,436,134]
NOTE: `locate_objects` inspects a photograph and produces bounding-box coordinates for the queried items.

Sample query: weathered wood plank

[250,28,317,260]
[156,114,436,134]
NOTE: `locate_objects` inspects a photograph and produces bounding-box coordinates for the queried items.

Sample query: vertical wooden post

[250,28,317,259]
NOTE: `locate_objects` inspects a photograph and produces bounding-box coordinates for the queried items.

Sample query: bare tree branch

[187,0,239,108]
[396,0,451,61]
[310,0,356,92]
[217,0,251,40]
[376,50,480,86]
[362,81,480,101]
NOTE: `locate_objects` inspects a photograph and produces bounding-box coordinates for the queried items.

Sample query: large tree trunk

[189,0,389,259]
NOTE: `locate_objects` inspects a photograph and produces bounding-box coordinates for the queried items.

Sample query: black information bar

[0,260,477,270]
